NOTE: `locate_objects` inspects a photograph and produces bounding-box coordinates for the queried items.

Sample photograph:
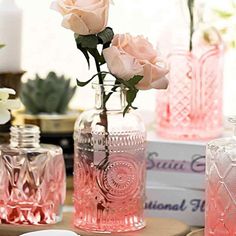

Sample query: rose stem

[93,50,110,163]
[188,0,194,51]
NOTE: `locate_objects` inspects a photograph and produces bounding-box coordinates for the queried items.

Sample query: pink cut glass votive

[156,44,224,140]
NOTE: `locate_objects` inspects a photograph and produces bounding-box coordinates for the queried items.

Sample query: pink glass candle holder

[156,44,224,140]
[0,125,66,225]
[73,83,146,233]
[205,117,236,235]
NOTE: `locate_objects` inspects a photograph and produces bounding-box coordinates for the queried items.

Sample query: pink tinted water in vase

[74,130,146,233]
[73,84,146,233]
[156,45,224,140]
[0,125,66,225]
[74,146,145,232]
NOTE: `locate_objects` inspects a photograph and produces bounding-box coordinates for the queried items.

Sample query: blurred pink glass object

[73,83,146,233]
[205,117,236,235]
[0,125,66,225]
[156,41,224,140]
[156,0,224,140]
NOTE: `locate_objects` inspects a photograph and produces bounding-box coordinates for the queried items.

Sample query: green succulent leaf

[58,79,76,114]
[20,87,39,114]
[45,93,61,113]
[20,72,76,114]
[47,71,57,80]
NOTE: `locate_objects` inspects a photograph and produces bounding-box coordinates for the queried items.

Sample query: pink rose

[103,34,169,90]
[51,0,109,35]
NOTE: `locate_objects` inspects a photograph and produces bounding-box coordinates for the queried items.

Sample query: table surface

[187,229,204,236]
[0,213,191,236]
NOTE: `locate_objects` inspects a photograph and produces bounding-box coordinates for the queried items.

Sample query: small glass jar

[205,117,236,235]
[0,125,66,225]
[73,83,146,233]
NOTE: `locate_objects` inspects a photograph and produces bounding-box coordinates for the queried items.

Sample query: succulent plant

[20,72,76,114]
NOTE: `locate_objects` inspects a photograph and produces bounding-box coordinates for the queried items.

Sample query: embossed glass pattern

[0,125,66,225]
[73,84,146,232]
[205,117,236,235]
[156,45,224,140]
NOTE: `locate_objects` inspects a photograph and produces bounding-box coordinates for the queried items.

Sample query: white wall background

[15,0,171,111]
[14,0,236,115]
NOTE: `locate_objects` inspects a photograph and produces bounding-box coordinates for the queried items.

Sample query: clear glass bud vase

[205,117,236,235]
[73,83,146,233]
[0,125,66,225]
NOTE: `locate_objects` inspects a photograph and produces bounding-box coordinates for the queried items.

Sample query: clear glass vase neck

[93,83,126,111]
[10,125,40,148]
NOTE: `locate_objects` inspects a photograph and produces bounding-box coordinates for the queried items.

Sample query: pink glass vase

[73,83,146,233]
[0,125,66,225]
[205,117,236,235]
[156,44,224,140]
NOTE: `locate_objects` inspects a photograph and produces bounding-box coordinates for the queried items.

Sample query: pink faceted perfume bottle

[73,83,146,233]
[0,125,66,225]
[205,117,236,235]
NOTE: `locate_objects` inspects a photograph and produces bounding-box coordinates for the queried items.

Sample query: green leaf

[104,92,113,104]
[123,89,139,116]
[97,27,114,45]
[76,42,90,68]
[88,48,105,65]
[116,75,143,91]
[103,85,119,104]
[77,77,94,87]
[123,105,130,116]
[214,9,233,18]
[128,75,143,86]
[0,44,5,49]
[75,34,98,48]
[127,89,137,104]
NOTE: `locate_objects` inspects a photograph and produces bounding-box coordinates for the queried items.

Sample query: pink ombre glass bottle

[156,0,224,140]
[0,125,66,225]
[205,117,236,235]
[73,83,146,233]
